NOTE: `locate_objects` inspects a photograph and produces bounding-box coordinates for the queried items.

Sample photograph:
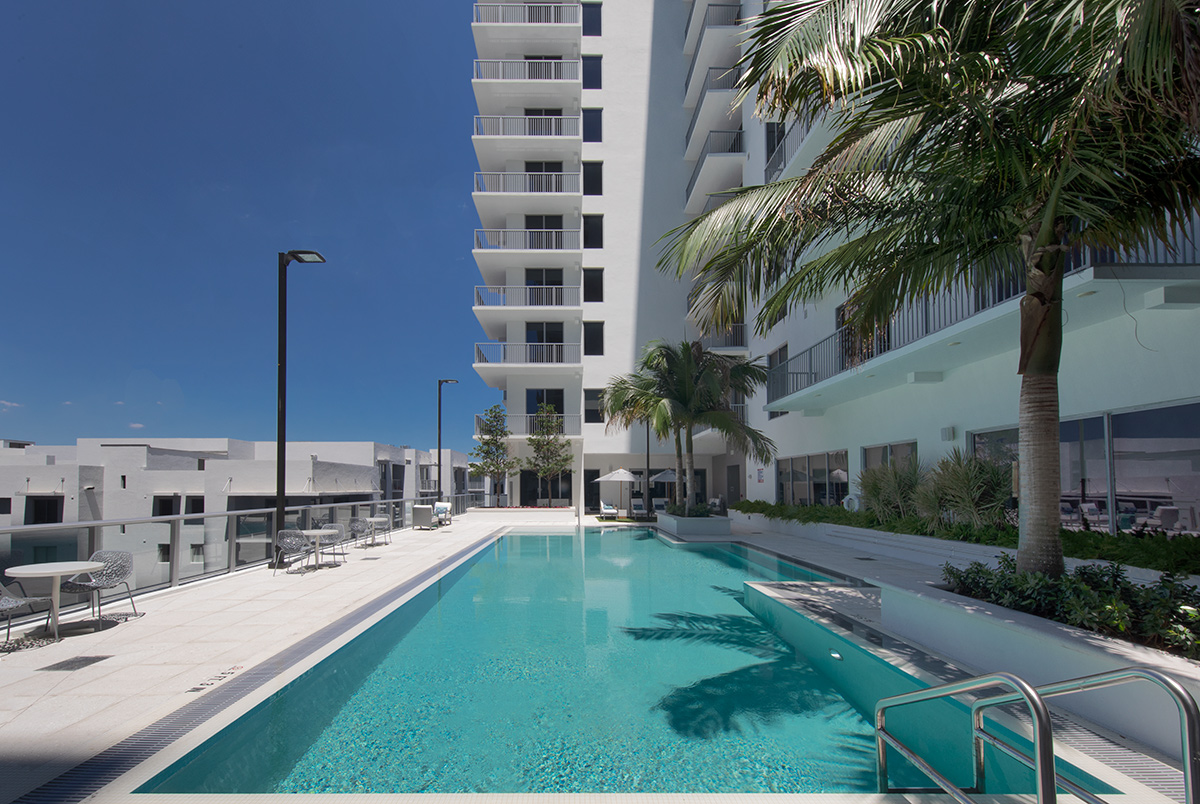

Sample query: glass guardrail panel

[180,515,233,582]
[102,522,173,594]
[1,526,89,607]
[233,512,274,567]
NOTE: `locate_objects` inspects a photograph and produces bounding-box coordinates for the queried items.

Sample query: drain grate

[360,557,382,561]
[38,656,112,672]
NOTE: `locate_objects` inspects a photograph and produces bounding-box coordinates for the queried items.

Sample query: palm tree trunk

[1015,223,1066,577]
[685,428,696,516]
[674,429,685,507]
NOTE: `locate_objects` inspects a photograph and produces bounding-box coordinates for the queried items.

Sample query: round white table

[6,560,105,640]
[300,529,339,568]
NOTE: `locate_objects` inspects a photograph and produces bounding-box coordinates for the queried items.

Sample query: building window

[525,214,564,249]
[584,322,605,355]
[583,108,602,142]
[777,451,848,506]
[190,544,204,563]
[185,495,204,525]
[526,388,565,415]
[766,121,786,157]
[197,458,206,470]
[583,215,603,248]
[153,495,180,517]
[0,498,9,515]
[582,2,601,35]
[582,55,602,88]
[157,544,171,564]
[583,161,603,195]
[120,474,127,489]
[767,344,788,419]
[862,441,917,470]
[27,497,63,525]
[583,268,603,301]
[584,389,604,423]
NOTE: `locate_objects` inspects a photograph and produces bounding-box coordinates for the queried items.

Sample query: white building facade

[470,1,1200,526]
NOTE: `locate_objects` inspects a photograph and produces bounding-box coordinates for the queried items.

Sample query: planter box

[655,512,731,538]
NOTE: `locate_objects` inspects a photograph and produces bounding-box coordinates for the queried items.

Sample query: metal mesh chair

[0,580,50,641]
[313,523,348,565]
[59,550,137,619]
[348,518,371,546]
[274,529,313,575]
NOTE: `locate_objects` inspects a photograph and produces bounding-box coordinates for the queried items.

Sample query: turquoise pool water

[140,528,1109,796]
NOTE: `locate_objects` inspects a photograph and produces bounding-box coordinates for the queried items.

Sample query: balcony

[473,115,581,168]
[686,130,745,214]
[684,5,742,108]
[475,412,582,437]
[765,224,1200,412]
[474,342,583,387]
[473,171,581,222]
[474,229,583,282]
[472,3,582,60]
[685,67,741,160]
[699,322,747,351]
[474,228,581,250]
[691,404,748,451]
[684,3,741,57]
[473,285,582,339]
[473,59,581,111]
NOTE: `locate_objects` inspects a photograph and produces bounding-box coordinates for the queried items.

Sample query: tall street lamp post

[275,250,326,566]
[437,378,458,503]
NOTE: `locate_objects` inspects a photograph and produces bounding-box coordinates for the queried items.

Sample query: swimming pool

[138,528,1107,796]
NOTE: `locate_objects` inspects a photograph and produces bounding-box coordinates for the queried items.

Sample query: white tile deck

[0,510,1179,804]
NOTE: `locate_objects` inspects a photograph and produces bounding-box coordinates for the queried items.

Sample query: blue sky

[0,1,497,453]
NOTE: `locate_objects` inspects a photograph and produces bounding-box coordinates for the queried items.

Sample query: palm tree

[601,340,776,514]
[658,0,1200,574]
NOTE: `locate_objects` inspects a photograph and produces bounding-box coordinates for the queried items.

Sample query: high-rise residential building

[471,1,1200,529]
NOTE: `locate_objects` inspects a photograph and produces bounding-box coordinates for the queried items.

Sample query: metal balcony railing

[473,2,581,24]
[765,116,815,182]
[764,216,1200,403]
[686,130,745,199]
[474,342,583,364]
[474,59,581,81]
[700,323,746,349]
[685,67,741,145]
[693,403,747,436]
[474,115,581,137]
[474,229,582,250]
[476,413,583,437]
[474,285,582,306]
[474,172,581,194]
[685,5,742,92]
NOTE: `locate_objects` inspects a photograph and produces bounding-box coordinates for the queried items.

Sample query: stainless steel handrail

[875,671,1057,803]
[974,666,1200,804]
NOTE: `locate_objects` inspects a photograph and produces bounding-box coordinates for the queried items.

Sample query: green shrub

[942,555,1200,659]
[858,458,926,521]
[924,448,1012,531]
[666,502,711,517]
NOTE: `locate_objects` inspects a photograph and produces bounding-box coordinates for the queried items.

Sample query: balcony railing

[686,130,745,199]
[473,2,581,24]
[475,172,581,194]
[700,322,746,349]
[685,67,741,145]
[475,285,582,306]
[474,59,581,81]
[474,342,583,364]
[474,115,581,137]
[765,116,815,182]
[475,229,582,250]
[685,4,742,91]
[693,403,747,436]
[476,413,582,436]
[763,216,1200,403]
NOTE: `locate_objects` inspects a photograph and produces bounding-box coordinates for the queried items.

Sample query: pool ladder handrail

[874,664,1200,804]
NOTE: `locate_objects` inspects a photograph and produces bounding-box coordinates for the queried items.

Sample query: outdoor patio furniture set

[274,516,396,575]
[2,549,138,641]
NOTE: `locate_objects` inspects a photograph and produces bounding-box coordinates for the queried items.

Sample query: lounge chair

[59,550,138,619]
[630,499,647,519]
[599,500,618,520]
[413,505,436,530]
[652,498,667,515]
[434,501,452,525]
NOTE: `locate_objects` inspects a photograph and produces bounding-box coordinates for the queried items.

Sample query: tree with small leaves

[523,402,575,505]
[469,404,520,507]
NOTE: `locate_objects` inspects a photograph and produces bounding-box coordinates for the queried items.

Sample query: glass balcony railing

[474,115,581,137]
[474,342,583,364]
[474,285,582,306]
[473,59,581,81]
[473,2,581,24]
[475,413,582,436]
[0,494,482,630]
[474,172,581,194]
[474,229,582,250]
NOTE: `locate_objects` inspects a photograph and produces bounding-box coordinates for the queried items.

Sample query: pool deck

[0,509,1184,804]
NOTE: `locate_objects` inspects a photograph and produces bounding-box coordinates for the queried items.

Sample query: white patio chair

[413,505,436,530]
[599,500,617,520]
[434,502,452,525]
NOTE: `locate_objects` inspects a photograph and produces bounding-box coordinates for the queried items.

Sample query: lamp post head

[282,249,327,265]
[439,378,459,387]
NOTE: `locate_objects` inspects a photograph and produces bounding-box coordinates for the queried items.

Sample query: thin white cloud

[129,422,146,430]
[0,400,19,408]
[114,401,124,406]
[63,401,72,405]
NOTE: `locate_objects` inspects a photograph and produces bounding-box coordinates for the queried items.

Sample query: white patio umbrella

[649,469,677,483]
[593,468,639,514]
